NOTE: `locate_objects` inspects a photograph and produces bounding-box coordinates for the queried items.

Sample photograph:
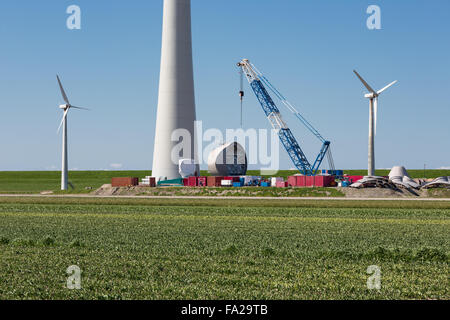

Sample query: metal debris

[350,176,398,189]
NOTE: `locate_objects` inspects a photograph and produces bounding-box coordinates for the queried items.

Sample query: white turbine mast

[152,0,198,182]
[353,70,397,176]
[56,75,88,190]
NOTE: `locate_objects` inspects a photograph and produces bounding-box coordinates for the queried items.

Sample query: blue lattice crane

[237,59,334,175]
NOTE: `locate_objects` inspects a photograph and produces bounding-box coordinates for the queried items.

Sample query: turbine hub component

[208,142,248,176]
[59,104,69,110]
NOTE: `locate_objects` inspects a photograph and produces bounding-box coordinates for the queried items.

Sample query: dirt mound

[91,185,440,198]
[339,187,427,198]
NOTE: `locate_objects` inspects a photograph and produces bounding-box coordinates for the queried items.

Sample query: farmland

[0,171,151,194]
[0,197,448,300]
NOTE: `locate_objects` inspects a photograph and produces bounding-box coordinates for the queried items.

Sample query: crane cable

[239,69,244,128]
[239,61,336,173]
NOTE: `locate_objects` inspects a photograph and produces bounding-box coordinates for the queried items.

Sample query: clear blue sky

[0,0,449,171]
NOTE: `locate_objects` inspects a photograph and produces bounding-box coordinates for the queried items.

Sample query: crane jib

[250,79,314,174]
[243,64,333,176]
[250,80,281,115]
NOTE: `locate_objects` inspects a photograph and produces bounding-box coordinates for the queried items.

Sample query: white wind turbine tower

[353,70,397,177]
[152,0,198,181]
[56,75,88,190]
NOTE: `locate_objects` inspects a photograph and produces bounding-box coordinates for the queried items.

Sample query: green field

[0,171,150,194]
[0,197,448,299]
[0,169,449,194]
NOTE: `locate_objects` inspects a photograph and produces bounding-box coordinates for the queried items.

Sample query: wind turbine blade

[374,97,378,136]
[56,75,70,105]
[377,80,398,95]
[70,106,90,110]
[353,70,376,94]
[57,109,69,133]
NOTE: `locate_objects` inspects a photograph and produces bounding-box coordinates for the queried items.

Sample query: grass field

[0,171,150,194]
[0,169,449,194]
[0,197,448,300]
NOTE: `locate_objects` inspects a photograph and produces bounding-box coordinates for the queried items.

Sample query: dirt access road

[0,194,449,201]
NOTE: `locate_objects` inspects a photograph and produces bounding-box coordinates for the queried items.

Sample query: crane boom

[237,59,332,175]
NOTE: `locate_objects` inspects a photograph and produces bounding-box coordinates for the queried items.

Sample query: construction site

[1,0,449,304]
[104,166,449,199]
[46,1,448,198]
[107,53,448,196]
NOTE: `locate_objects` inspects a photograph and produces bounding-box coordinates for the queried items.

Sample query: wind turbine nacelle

[364,93,376,99]
[59,104,69,109]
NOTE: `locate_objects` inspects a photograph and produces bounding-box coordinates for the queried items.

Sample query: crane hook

[239,69,244,128]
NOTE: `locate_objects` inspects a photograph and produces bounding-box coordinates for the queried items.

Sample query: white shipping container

[271,177,284,186]
[221,180,233,186]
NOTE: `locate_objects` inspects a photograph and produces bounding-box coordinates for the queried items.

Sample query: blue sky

[0,0,449,171]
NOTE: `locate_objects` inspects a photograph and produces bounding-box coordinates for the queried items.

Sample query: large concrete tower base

[152,0,198,181]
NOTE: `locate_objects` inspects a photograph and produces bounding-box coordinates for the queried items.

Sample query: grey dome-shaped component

[208,142,247,176]
[388,166,422,189]
[388,166,410,179]
[179,159,197,178]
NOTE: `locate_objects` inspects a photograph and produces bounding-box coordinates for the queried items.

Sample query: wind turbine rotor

[353,70,376,94]
[56,76,89,132]
[377,80,398,95]
[69,105,90,110]
[56,75,70,105]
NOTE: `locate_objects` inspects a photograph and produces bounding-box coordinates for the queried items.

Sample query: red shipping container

[276,181,288,188]
[306,176,315,187]
[111,177,139,187]
[197,177,207,187]
[346,175,364,183]
[223,176,240,182]
[314,175,335,187]
[207,176,223,187]
[287,176,297,187]
[146,177,156,187]
[296,176,306,187]
[183,178,188,186]
[188,176,198,187]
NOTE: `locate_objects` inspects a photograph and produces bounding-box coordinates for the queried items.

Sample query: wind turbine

[56,75,88,190]
[353,70,397,177]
